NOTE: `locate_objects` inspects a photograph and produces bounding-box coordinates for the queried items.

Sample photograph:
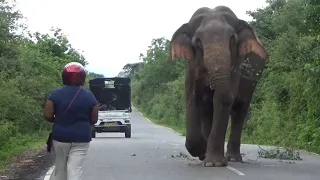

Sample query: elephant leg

[200,88,214,141]
[203,89,232,167]
[199,106,213,161]
[197,91,213,161]
[226,101,249,162]
[185,93,207,161]
[201,112,212,141]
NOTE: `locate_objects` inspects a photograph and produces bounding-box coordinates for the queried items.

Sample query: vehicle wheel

[92,129,96,138]
[125,124,131,138]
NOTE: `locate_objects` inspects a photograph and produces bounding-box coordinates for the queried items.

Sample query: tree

[0,0,102,168]
[117,62,143,78]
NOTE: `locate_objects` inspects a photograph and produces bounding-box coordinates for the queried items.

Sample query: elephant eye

[195,37,203,49]
[230,35,235,44]
[229,35,237,58]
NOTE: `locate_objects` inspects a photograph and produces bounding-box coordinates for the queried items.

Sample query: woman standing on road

[43,62,99,180]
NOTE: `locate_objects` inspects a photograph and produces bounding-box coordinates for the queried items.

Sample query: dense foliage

[0,0,103,169]
[124,0,320,153]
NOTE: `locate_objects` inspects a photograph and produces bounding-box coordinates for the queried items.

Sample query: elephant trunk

[202,43,231,90]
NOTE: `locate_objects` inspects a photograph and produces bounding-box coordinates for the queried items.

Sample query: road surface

[45,107,320,180]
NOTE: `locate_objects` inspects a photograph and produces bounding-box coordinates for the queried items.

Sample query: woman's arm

[90,104,99,125]
[44,100,55,123]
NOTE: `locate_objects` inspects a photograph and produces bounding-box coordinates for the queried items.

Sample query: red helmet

[62,62,86,86]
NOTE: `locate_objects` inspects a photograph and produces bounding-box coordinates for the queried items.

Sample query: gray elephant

[169,6,268,167]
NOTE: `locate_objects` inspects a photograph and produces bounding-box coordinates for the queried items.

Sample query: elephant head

[170,11,268,91]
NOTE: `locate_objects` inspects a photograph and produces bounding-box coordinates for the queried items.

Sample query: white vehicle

[89,77,132,138]
[92,110,131,138]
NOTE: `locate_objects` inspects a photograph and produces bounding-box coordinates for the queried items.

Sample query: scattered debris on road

[257,145,302,161]
[171,152,196,161]
[171,152,188,158]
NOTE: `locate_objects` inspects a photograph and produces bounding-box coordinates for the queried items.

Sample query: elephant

[169,6,268,167]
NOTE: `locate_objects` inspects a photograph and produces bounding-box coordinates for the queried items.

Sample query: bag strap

[53,87,81,124]
[61,87,81,117]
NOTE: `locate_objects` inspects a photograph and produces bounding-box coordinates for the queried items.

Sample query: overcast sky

[15,0,267,77]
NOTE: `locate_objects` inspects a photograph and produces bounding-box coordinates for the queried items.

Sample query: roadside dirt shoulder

[0,147,53,180]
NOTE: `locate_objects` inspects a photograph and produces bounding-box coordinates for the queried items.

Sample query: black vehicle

[89,77,132,138]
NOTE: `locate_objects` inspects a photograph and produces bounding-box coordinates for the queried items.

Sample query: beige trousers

[49,140,90,180]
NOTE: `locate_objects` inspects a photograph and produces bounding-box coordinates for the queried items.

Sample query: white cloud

[15,0,267,77]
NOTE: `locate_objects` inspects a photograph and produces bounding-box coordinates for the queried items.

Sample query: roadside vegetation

[0,0,103,170]
[119,0,320,154]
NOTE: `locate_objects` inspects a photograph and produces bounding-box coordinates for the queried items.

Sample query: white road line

[146,118,152,122]
[226,165,245,176]
[43,166,54,180]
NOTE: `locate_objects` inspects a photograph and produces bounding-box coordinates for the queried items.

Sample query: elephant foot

[198,154,206,161]
[226,152,243,162]
[185,138,207,160]
[202,153,227,167]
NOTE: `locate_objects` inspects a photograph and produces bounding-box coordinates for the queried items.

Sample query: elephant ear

[236,20,268,80]
[236,20,268,60]
[170,23,194,62]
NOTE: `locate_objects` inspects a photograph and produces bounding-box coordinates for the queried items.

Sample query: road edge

[135,107,183,136]
[43,166,54,180]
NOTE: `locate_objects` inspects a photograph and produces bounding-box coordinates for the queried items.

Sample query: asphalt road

[47,107,320,180]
